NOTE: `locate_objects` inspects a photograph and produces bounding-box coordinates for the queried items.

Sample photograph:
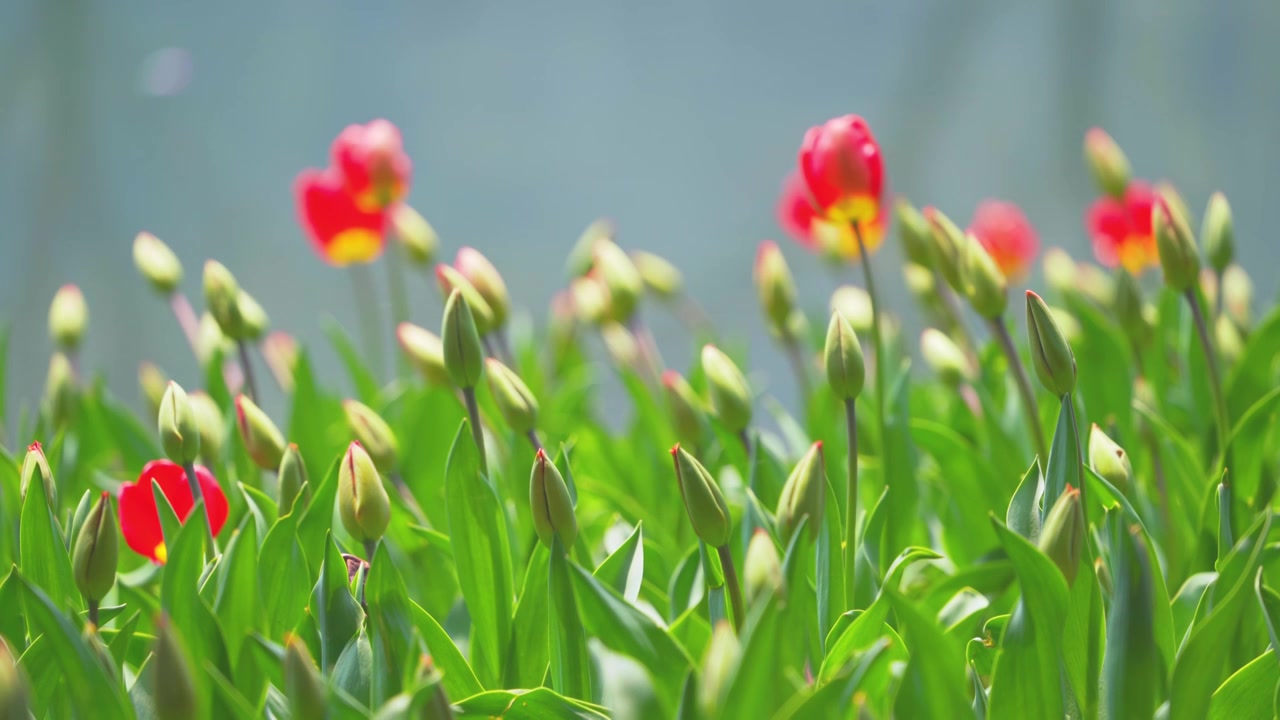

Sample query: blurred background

[3,0,1278,423]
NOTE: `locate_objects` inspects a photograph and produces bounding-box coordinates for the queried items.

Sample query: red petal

[777,172,818,249]
[331,119,412,210]
[294,167,388,266]
[798,115,883,212]
[118,460,229,563]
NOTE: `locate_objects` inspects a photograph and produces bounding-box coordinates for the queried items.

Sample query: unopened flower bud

[1201,192,1233,274]
[139,362,169,420]
[566,218,615,278]
[530,449,577,549]
[896,199,935,268]
[187,391,224,462]
[262,332,299,393]
[1216,314,1243,365]
[1156,181,1193,230]
[671,444,731,547]
[570,275,612,325]
[390,204,438,266]
[700,345,752,434]
[699,621,740,716]
[1038,485,1085,586]
[1042,247,1077,295]
[662,371,706,448]
[20,441,56,511]
[829,285,873,334]
[0,637,30,720]
[485,359,539,435]
[600,322,640,369]
[49,284,88,350]
[921,328,972,386]
[234,290,268,342]
[824,312,865,401]
[337,441,390,543]
[133,232,184,295]
[435,265,495,335]
[344,400,399,474]
[925,207,966,292]
[455,247,510,328]
[204,260,249,340]
[159,381,201,464]
[197,312,232,366]
[1088,425,1132,491]
[283,635,327,720]
[442,289,485,389]
[775,441,826,543]
[631,250,683,298]
[754,241,798,337]
[743,529,783,606]
[396,323,449,385]
[1112,269,1148,342]
[153,615,198,720]
[1222,264,1252,329]
[1084,128,1131,199]
[72,492,118,604]
[277,444,310,513]
[904,262,936,299]
[1026,291,1077,397]
[235,394,286,470]
[594,239,644,323]
[1153,197,1200,293]
[962,233,1007,319]
[44,352,76,428]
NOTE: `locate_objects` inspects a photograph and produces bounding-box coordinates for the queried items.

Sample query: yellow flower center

[154,541,168,564]
[326,229,383,266]
[1118,234,1157,274]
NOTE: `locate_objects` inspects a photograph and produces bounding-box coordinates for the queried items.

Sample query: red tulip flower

[1085,181,1159,273]
[777,172,882,260]
[331,119,412,212]
[295,167,389,266]
[793,115,887,259]
[968,200,1040,282]
[118,460,228,564]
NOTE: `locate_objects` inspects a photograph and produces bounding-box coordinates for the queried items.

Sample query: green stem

[842,398,858,610]
[527,429,544,453]
[717,544,745,632]
[852,222,890,489]
[989,316,1049,464]
[386,252,411,377]
[359,539,376,610]
[1187,290,1231,469]
[463,386,489,476]
[182,461,216,554]
[168,292,202,361]
[350,264,386,380]
[87,599,99,627]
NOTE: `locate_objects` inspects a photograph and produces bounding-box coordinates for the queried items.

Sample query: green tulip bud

[1216,314,1243,365]
[570,275,612,325]
[283,635,327,720]
[530,449,577,549]
[20,441,56,513]
[1088,424,1132,492]
[187,391,225,462]
[566,218,614,278]
[824,312,865,401]
[1201,192,1233,273]
[921,328,972,386]
[485,359,539,435]
[698,621,741,716]
[203,260,246,339]
[601,321,640,370]
[396,322,450,386]
[1025,290,1077,396]
[700,345,752,434]
[904,262,936,298]
[594,239,644,323]
[436,264,495,335]
[743,528,783,607]
[962,233,1007,319]
[277,444,310,514]
[1156,181,1194,230]
[442,289,485,389]
[1222,264,1252,329]
[139,362,169,420]
[1038,485,1084,586]
[631,250,683,298]
[661,370,706,449]
[1153,196,1200,292]
[236,290,269,341]
[152,614,198,720]
[49,284,88,350]
[1083,128,1131,199]
[234,394,286,470]
[896,199,935,269]
[44,351,77,428]
[925,207,966,292]
[343,400,399,474]
[337,441,390,543]
[391,203,438,266]
[72,492,118,604]
[0,637,30,720]
[158,381,201,464]
[670,444,731,547]
[455,247,510,328]
[196,312,231,367]
[754,241,798,338]
[829,285,873,334]
[133,231,184,294]
[775,441,826,543]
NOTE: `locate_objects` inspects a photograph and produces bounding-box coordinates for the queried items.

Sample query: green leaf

[258,510,311,638]
[1256,569,1280,658]
[451,687,610,719]
[332,630,373,709]
[505,543,550,688]
[1005,460,1042,540]
[1041,394,1080,520]
[779,638,893,720]
[19,457,79,614]
[881,363,920,566]
[213,519,262,663]
[593,522,643,602]
[324,318,382,404]
[548,540,592,700]
[297,455,341,568]
[445,419,514,688]
[1208,649,1278,720]
[1102,515,1162,720]
[106,610,142,668]
[720,599,793,719]
[287,352,346,489]
[887,583,969,719]
[310,531,362,672]
[1226,304,1280,420]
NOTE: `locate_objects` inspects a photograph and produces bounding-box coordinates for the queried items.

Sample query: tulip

[1085,181,1159,274]
[72,492,118,611]
[1039,485,1085,586]
[1222,264,1252,329]
[662,370,707,449]
[777,171,857,260]
[775,442,826,543]
[19,441,55,510]
[455,247,511,328]
[570,274,612,325]
[1112,268,1149,343]
[594,239,643,323]
[235,394,286,470]
[435,264,496,335]
[1026,291,1077,397]
[670,445,731,548]
[600,321,640,369]
[1153,196,1200,293]
[967,200,1039,283]
[895,199,935,268]
[631,250,683,298]
[262,331,299,393]
[44,351,76,428]
[337,441,390,544]
[699,621,741,714]
[133,231,184,294]
[824,312,864,401]
[1088,425,1132,491]
[743,529,783,606]
[566,218,615,278]
[331,119,412,211]
[961,233,1008,319]
[203,260,245,338]
[139,362,169,420]
[442,289,485,389]
[1083,128,1131,199]
[48,284,88,350]
[925,207,966,292]
[797,115,886,248]
[158,381,201,465]
[754,241,798,338]
[1201,192,1233,273]
[294,167,388,266]
[396,322,449,385]
[186,391,225,462]
[530,449,577,549]
[343,400,399,475]
[118,460,229,563]
[391,203,438,266]
[485,359,539,436]
[829,285,873,334]
[236,290,269,341]
[277,444,310,514]
[921,328,973,386]
[700,345,752,435]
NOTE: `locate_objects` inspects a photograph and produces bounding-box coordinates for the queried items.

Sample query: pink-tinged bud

[396,322,449,386]
[49,284,88,350]
[20,441,56,510]
[671,444,731,547]
[391,203,438,266]
[455,247,510,328]
[1084,128,1131,199]
[754,241,798,338]
[925,207,966,292]
[594,239,643,323]
[566,218,615,278]
[530,449,577,549]
[133,231,184,294]
[631,250,683,298]
[570,274,612,325]
[435,264,495,335]
[331,119,412,211]
[262,332,299,394]
[337,441,390,543]
[235,394,286,470]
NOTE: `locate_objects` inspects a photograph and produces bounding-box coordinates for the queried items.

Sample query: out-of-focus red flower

[1086,181,1158,273]
[777,172,883,260]
[331,119,412,211]
[968,200,1040,282]
[295,168,389,266]
[118,460,228,564]
[796,115,886,252]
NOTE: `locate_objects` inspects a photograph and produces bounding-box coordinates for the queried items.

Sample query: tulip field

[3,116,1279,720]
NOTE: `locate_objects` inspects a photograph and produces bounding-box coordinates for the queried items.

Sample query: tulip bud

[829,285,873,334]
[1112,268,1148,342]
[343,400,399,474]
[1153,198,1200,292]
[1199,268,1220,317]
[139,362,169,420]
[185,391,225,462]
[896,199,935,268]
[283,635,327,720]
[1083,128,1131,199]
[1088,425,1132,491]
[961,233,1007,319]
[1026,291,1076,397]
[337,441,390,543]
[442,289,485,389]
[594,239,644,323]
[277,444,310,513]
[530,449,577,549]
[824,312,865,401]
[631,250,683,298]
[566,218,615,278]
[743,529,783,606]
[921,328,972,386]
[235,394,286,470]
[204,260,246,339]
[600,321,640,369]
[390,203,438,266]
[455,247,510,328]
[435,264,495,335]
[153,615,198,720]
[1038,485,1084,586]
[72,492,118,604]
[196,312,232,367]
[700,345,752,434]
[20,441,56,512]
[1216,314,1243,365]
[396,323,450,386]
[1200,192,1233,274]
[1156,181,1194,230]
[904,262,936,298]
[133,231,184,294]
[662,371,706,449]
[158,381,201,464]
[485,359,539,435]
[44,351,76,428]
[1042,247,1077,295]
[262,332,299,394]
[570,275,612,325]
[0,637,30,720]
[754,241,798,337]
[698,621,740,716]
[236,290,269,341]
[1222,264,1252,329]
[925,207,966,292]
[775,442,826,543]
[49,284,88,350]
[671,444,731,547]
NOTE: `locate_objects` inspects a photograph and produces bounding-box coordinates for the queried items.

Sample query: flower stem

[842,398,858,610]
[182,461,216,554]
[350,264,386,380]
[527,429,544,453]
[168,292,202,359]
[237,341,259,403]
[782,333,812,411]
[462,386,489,476]
[87,599,99,627]
[359,539,377,610]
[988,316,1049,464]
[628,314,665,385]
[852,222,890,485]
[716,544,746,632]
[1187,289,1231,469]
